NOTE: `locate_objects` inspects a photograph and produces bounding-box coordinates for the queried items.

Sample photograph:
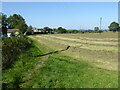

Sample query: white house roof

[7,29,19,33]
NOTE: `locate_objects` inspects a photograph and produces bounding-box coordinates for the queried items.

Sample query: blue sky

[2,2,118,30]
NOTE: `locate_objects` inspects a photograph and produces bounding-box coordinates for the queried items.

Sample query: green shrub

[2,35,32,70]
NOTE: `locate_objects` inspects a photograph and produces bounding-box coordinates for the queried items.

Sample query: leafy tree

[26,25,34,35]
[79,30,85,34]
[67,30,72,33]
[53,28,57,33]
[57,27,67,33]
[98,30,103,33]
[94,27,99,31]
[43,27,53,34]
[38,28,44,34]
[14,21,28,34]
[93,26,103,33]
[108,22,119,32]
[0,13,8,36]
[71,30,79,33]
[7,14,28,34]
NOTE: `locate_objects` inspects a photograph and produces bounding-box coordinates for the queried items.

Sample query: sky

[1,0,120,2]
[2,2,118,30]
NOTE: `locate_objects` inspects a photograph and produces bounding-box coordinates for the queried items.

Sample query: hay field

[30,32,118,71]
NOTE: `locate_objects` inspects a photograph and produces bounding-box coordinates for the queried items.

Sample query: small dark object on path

[66,46,70,50]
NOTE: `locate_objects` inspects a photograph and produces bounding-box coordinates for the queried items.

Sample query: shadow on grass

[35,46,70,57]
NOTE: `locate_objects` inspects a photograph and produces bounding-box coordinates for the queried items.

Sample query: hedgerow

[2,35,32,70]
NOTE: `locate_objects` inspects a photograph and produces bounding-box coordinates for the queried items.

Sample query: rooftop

[7,29,19,33]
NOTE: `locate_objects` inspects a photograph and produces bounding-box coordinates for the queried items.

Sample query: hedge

[2,35,32,70]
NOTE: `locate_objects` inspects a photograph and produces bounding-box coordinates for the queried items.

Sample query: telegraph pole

[100,17,102,30]
[118,1,120,25]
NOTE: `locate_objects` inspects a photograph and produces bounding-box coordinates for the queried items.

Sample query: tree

[53,28,57,33]
[7,14,28,34]
[43,27,53,34]
[71,30,79,33]
[14,21,28,34]
[26,25,34,35]
[108,22,119,32]
[67,30,72,33]
[94,27,99,31]
[57,27,67,33]
[0,13,8,36]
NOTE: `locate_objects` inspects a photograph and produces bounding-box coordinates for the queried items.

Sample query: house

[32,27,39,32]
[7,29,19,37]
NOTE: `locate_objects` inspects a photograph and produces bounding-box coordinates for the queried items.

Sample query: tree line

[1,13,120,36]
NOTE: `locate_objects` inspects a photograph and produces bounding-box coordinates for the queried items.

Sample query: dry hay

[30,33,118,70]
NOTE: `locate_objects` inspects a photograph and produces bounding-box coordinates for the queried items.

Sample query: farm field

[31,32,118,71]
[2,32,118,88]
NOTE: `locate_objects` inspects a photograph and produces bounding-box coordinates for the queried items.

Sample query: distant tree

[53,28,57,33]
[26,25,34,35]
[108,22,119,32]
[0,13,8,36]
[98,30,103,33]
[79,30,85,34]
[67,30,72,33]
[57,27,67,33]
[94,27,99,31]
[43,27,53,34]
[7,14,28,34]
[38,29,44,34]
[87,30,93,33]
[71,30,79,33]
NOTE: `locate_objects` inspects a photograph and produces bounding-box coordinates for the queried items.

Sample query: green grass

[2,37,118,88]
[20,54,118,88]
[2,42,43,88]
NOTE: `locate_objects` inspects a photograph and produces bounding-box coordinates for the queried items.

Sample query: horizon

[2,2,118,30]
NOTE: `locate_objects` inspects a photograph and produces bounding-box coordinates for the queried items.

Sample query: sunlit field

[31,32,118,70]
[2,32,118,88]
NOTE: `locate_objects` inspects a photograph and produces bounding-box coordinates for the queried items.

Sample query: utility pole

[100,17,102,30]
[118,1,120,25]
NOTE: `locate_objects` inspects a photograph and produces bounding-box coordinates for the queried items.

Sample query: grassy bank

[2,39,43,88]
[2,36,118,88]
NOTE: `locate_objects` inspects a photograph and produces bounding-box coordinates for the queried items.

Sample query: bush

[2,35,32,70]
[94,30,103,33]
